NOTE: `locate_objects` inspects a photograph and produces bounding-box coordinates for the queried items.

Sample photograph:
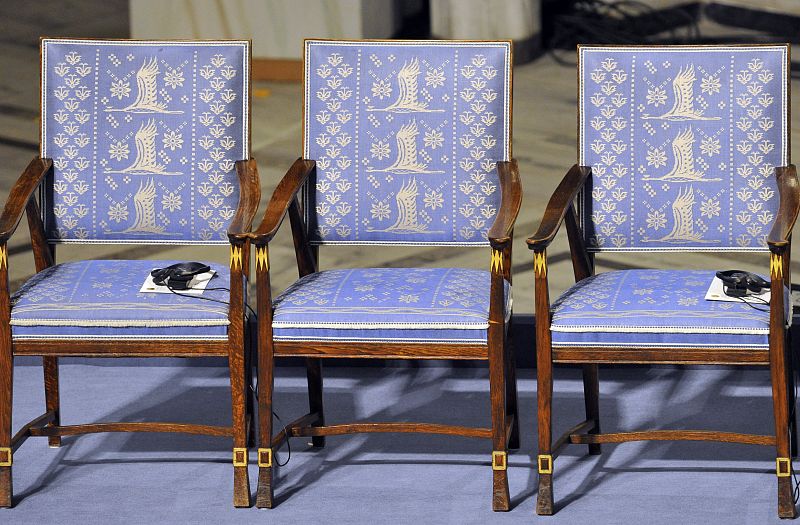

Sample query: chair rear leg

[43,357,61,448]
[489,330,510,512]
[504,337,520,450]
[582,364,601,455]
[229,347,251,508]
[306,358,325,448]
[245,332,256,448]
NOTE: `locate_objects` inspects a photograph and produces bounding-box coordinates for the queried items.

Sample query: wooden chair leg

[770,333,797,518]
[305,358,325,448]
[504,336,520,450]
[489,331,510,512]
[0,339,11,507]
[256,339,275,508]
[582,364,601,455]
[536,345,554,515]
[788,341,797,458]
[43,357,61,448]
[229,348,251,508]
[245,333,256,449]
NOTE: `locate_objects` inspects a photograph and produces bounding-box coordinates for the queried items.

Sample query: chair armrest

[227,158,262,241]
[488,159,522,248]
[526,164,591,251]
[0,156,52,244]
[248,158,315,244]
[767,165,799,250]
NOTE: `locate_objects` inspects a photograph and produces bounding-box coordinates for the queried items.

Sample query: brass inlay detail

[777,457,791,477]
[258,447,273,468]
[0,447,11,467]
[533,251,547,278]
[770,253,783,279]
[492,450,507,471]
[233,447,248,467]
[537,454,553,474]
[490,249,504,273]
[230,245,243,270]
[255,245,269,272]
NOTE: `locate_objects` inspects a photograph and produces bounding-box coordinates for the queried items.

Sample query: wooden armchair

[250,39,521,511]
[0,39,258,507]
[529,44,799,518]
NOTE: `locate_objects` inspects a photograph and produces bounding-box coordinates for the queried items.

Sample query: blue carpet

[5,363,795,523]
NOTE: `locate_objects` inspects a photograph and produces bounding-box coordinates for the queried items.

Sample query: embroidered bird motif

[124,178,165,234]
[655,186,708,243]
[111,120,180,175]
[644,128,719,182]
[367,120,444,174]
[367,58,444,113]
[106,57,182,114]
[642,65,720,121]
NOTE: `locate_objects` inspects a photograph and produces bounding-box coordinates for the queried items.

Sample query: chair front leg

[229,242,251,508]
[769,250,797,519]
[533,248,555,515]
[0,243,13,507]
[254,244,276,508]
[582,364,601,455]
[305,358,325,448]
[488,247,510,511]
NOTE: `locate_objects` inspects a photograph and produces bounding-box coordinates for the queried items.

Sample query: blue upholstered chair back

[579,45,789,252]
[303,40,512,245]
[41,39,250,244]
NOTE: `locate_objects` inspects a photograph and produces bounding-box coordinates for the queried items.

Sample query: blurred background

[1,0,799,364]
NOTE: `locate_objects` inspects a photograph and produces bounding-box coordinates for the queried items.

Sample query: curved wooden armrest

[227,158,262,242]
[248,158,315,244]
[526,164,591,251]
[767,165,799,251]
[0,156,52,244]
[488,159,522,248]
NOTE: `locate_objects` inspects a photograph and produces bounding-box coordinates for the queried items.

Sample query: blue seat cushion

[272,268,511,344]
[550,270,787,349]
[11,260,234,340]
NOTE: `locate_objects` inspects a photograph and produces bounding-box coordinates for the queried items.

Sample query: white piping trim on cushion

[10,319,230,327]
[551,341,768,349]
[12,335,228,341]
[273,336,486,343]
[550,325,768,334]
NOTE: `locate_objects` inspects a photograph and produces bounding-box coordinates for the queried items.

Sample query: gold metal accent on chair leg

[771,253,783,279]
[233,447,248,467]
[533,251,547,278]
[258,447,273,468]
[230,245,243,270]
[0,245,7,271]
[777,457,791,477]
[490,249,504,273]
[0,447,11,467]
[492,450,507,471]
[255,245,269,272]
[537,454,553,474]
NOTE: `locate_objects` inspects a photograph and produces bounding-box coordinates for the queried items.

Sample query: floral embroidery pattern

[580,47,786,251]
[304,41,510,245]
[41,40,249,243]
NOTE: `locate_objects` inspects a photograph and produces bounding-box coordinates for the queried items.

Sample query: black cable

[250,381,293,467]
[161,276,257,318]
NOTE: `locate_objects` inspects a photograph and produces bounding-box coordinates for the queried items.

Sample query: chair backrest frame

[578,44,790,253]
[40,38,251,245]
[303,39,512,247]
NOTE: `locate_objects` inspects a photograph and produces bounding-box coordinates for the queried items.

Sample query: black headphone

[151,262,211,290]
[715,270,769,297]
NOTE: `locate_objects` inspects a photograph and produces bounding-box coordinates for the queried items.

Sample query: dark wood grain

[249,158,315,243]
[28,422,232,437]
[0,156,51,244]
[0,240,12,507]
[569,430,775,446]
[488,160,523,247]
[768,164,800,249]
[273,341,489,359]
[552,347,771,365]
[526,164,591,251]
[292,422,492,439]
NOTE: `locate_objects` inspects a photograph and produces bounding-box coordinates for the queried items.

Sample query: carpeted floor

[4,362,796,524]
